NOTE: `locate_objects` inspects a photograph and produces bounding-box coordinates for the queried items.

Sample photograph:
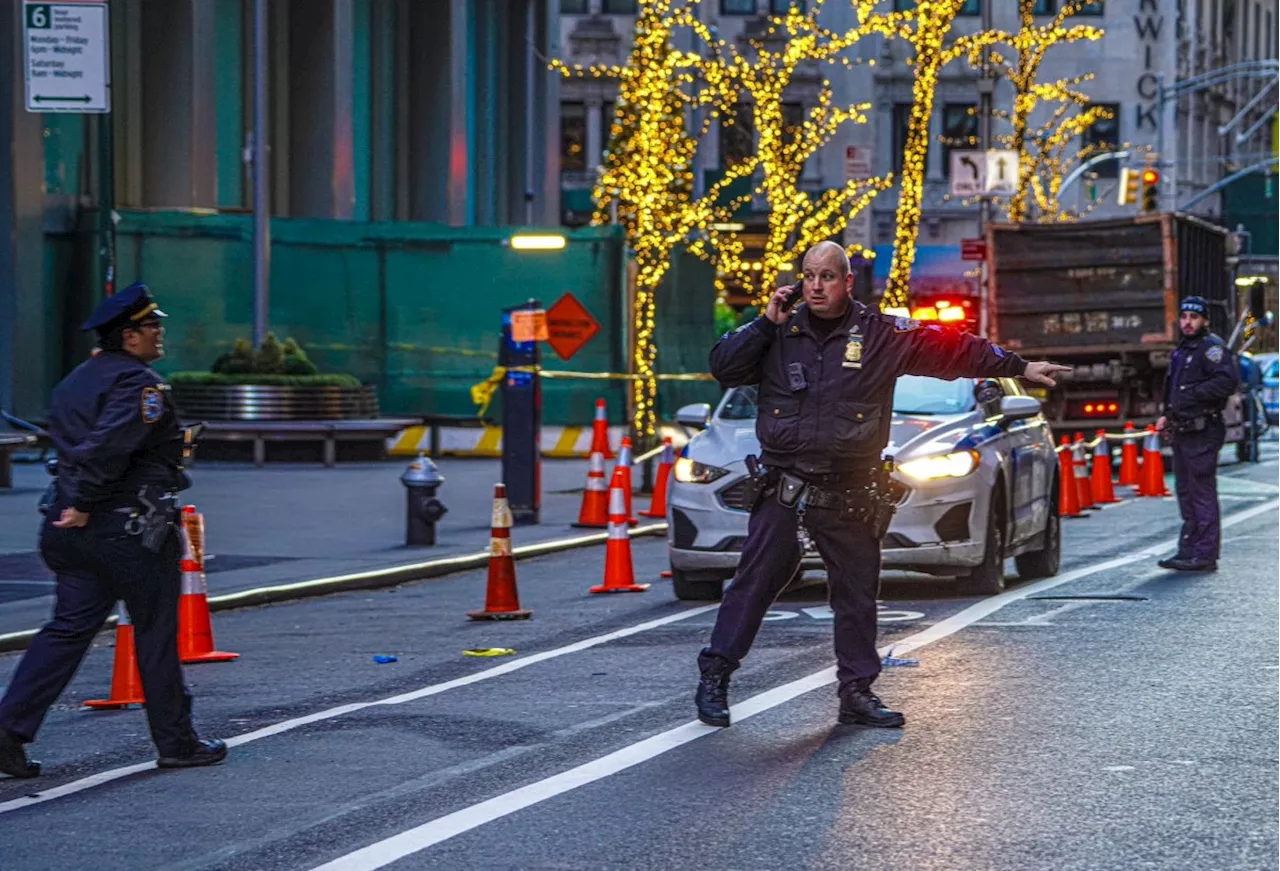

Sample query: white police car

[667,375,1061,600]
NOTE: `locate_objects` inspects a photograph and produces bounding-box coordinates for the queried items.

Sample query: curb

[0,522,669,654]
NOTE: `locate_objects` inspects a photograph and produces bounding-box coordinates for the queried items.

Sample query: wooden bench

[196,418,422,467]
[0,434,36,488]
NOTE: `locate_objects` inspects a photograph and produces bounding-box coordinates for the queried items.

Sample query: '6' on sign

[26,5,51,28]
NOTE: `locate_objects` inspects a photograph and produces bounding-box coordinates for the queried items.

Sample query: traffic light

[1118,167,1139,205]
[1140,168,1160,212]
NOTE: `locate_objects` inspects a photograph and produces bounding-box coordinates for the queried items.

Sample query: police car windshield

[717,377,974,421]
[892,375,975,415]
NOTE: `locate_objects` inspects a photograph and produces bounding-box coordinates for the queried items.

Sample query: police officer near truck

[0,283,226,779]
[1155,295,1239,572]
[696,241,1070,729]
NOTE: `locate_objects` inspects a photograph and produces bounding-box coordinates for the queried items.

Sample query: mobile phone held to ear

[779,281,803,312]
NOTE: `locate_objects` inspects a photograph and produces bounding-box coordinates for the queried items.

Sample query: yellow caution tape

[469,367,507,418]
[463,648,517,657]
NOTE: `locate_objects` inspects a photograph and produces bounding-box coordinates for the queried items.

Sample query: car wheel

[963,490,1005,596]
[1015,487,1061,580]
[671,569,724,601]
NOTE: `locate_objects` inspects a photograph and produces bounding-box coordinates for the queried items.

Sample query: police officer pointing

[1156,296,1239,572]
[0,283,226,779]
[695,241,1069,729]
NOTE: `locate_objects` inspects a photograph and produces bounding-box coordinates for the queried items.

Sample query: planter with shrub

[169,334,378,421]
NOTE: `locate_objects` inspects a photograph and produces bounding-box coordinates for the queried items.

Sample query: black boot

[1157,554,1188,569]
[838,688,905,728]
[157,738,228,770]
[695,659,733,728]
[0,730,40,779]
[1167,556,1217,572]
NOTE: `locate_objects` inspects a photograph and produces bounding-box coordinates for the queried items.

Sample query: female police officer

[0,283,225,778]
[695,241,1069,729]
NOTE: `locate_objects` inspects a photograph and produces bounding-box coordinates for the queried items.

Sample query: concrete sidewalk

[0,454,663,637]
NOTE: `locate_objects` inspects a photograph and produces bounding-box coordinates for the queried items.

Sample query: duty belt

[1168,412,1222,435]
[112,484,179,553]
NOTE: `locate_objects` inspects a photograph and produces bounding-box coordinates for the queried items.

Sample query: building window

[561,101,587,173]
[769,0,807,12]
[1033,0,1054,13]
[941,103,978,176]
[721,0,757,14]
[1076,0,1103,15]
[721,102,755,169]
[894,0,977,11]
[561,0,588,13]
[781,102,805,147]
[601,0,638,13]
[1083,103,1120,178]
[892,103,922,175]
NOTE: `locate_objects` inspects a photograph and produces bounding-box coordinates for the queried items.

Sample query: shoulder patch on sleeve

[1205,345,1224,363]
[140,387,165,424]
[893,316,922,332]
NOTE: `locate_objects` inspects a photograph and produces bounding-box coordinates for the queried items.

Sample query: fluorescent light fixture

[711,222,745,232]
[509,234,566,251]
[1235,275,1267,287]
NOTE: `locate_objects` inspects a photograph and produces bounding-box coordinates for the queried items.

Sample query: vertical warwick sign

[23,2,111,114]
[1134,0,1163,131]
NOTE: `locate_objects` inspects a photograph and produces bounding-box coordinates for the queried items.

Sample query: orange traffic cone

[588,398,614,459]
[84,604,146,709]
[1058,436,1082,518]
[1090,430,1120,504]
[1140,427,1170,497]
[614,437,639,526]
[572,450,610,528]
[1073,434,1096,510]
[468,484,532,620]
[591,470,650,594]
[178,507,238,664]
[1118,421,1141,487]
[639,437,675,518]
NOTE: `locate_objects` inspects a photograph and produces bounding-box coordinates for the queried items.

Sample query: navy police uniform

[1160,296,1238,569]
[0,283,224,778]
[697,299,1027,724]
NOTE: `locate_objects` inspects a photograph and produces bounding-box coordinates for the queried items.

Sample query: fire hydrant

[401,453,447,546]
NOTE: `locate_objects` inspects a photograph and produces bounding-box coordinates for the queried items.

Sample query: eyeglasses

[130,320,164,333]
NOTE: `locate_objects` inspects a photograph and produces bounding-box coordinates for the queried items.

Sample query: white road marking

[0,604,719,814]
[310,499,1279,871]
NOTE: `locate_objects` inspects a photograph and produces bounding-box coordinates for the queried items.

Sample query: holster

[739,454,772,512]
[135,484,179,553]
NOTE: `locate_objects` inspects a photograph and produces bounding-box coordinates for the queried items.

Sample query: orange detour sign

[545,293,601,361]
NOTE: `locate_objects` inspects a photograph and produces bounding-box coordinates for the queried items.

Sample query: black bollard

[401,453,448,546]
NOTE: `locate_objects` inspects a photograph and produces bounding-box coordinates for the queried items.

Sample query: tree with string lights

[987,0,1105,222]
[853,0,1003,309]
[702,3,892,306]
[552,0,745,442]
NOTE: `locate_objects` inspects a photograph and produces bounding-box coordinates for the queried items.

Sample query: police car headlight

[897,450,980,481]
[674,457,729,484]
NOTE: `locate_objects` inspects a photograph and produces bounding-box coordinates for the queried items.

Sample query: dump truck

[986,213,1246,440]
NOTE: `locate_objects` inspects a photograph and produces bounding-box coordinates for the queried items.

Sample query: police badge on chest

[843,334,863,369]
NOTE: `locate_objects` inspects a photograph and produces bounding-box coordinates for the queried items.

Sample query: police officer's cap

[1180,296,1209,316]
[81,282,167,336]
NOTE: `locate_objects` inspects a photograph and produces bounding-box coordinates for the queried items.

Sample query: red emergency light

[910,300,970,323]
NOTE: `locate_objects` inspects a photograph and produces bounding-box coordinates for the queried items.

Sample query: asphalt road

[0,455,1275,871]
